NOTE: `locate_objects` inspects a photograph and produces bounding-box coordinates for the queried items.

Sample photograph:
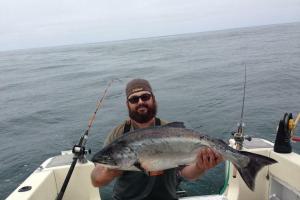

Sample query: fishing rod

[56,79,115,200]
[238,64,247,135]
[231,64,252,179]
[233,64,252,150]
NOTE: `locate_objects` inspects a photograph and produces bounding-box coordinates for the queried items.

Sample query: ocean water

[0,22,300,199]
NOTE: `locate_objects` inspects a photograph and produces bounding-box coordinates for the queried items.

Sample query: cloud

[0,0,300,51]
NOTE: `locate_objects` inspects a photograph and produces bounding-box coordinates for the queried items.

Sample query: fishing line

[56,79,115,200]
[81,79,115,146]
[238,64,247,133]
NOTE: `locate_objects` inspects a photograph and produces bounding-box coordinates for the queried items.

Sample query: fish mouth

[98,163,119,169]
[99,160,116,165]
[91,155,117,166]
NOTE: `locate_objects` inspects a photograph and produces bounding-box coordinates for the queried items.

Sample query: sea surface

[0,22,300,199]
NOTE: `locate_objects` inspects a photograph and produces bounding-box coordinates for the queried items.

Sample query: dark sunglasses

[128,93,152,104]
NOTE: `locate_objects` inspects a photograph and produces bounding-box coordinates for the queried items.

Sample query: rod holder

[274,113,292,153]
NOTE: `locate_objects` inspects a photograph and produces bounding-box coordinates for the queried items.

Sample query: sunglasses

[128,93,152,104]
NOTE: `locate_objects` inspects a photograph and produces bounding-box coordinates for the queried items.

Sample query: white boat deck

[6,137,300,200]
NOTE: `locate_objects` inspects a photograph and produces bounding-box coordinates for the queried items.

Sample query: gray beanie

[126,79,153,98]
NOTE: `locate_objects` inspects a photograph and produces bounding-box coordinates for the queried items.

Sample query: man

[91,79,223,200]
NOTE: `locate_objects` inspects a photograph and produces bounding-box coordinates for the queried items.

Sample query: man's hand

[91,164,122,187]
[180,148,223,180]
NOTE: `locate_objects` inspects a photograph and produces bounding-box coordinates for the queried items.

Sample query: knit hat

[126,79,153,98]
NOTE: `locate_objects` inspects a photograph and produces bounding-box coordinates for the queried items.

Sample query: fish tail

[234,151,277,191]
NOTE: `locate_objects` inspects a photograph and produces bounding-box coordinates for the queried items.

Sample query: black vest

[112,118,178,200]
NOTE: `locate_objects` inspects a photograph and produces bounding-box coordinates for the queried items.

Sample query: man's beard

[128,102,157,123]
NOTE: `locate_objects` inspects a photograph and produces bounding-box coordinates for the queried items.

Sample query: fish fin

[133,161,150,175]
[133,161,143,171]
[235,151,277,191]
[163,122,185,128]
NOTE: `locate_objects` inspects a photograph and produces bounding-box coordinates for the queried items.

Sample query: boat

[6,112,300,200]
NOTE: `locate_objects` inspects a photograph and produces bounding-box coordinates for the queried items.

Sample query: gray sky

[1,0,300,51]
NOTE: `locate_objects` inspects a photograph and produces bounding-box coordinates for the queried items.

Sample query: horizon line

[1,20,299,53]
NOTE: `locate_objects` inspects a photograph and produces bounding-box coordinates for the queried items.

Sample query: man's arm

[180,148,223,180]
[91,164,122,187]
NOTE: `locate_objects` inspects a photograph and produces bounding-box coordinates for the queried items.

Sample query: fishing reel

[72,144,91,163]
[231,122,252,150]
[274,113,300,153]
[290,113,300,142]
[231,122,252,178]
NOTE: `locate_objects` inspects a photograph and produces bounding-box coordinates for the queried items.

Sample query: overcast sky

[1,0,300,51]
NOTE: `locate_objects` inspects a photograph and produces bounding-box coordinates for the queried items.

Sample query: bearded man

[91,79,223,200]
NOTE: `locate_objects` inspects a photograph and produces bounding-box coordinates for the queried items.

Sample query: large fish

[92,122,277,191]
